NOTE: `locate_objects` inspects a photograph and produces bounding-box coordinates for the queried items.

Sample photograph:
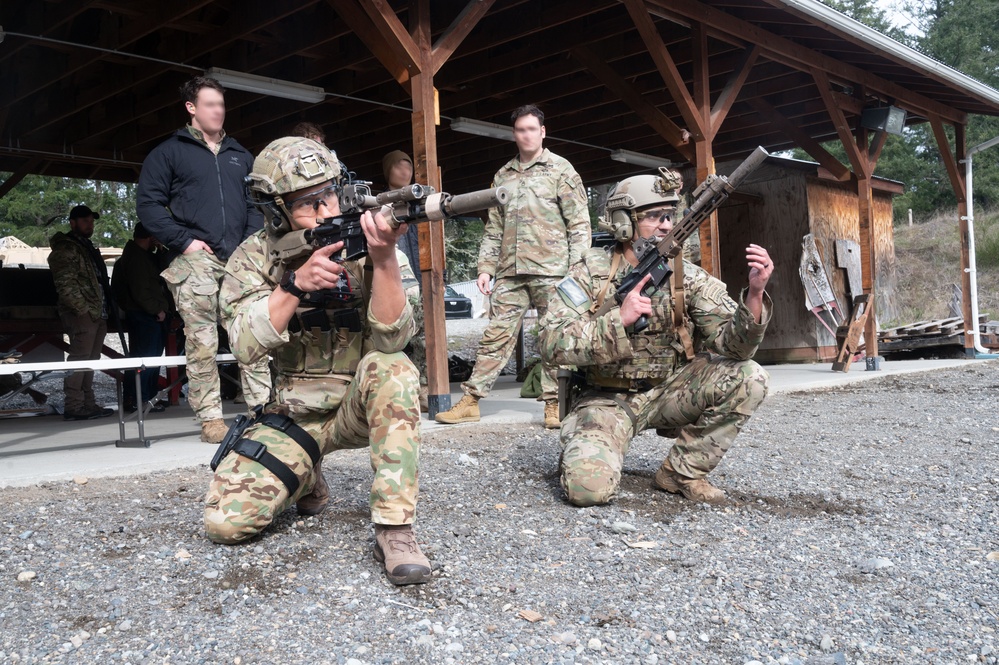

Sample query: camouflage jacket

[539,246,772,384]
[48,231,109,319]
[478,148,591,279]
[221,231,415,413]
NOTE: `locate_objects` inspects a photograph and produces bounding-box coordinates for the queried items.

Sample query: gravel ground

[2,346,998,663]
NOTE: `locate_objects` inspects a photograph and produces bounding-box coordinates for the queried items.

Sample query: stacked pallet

[878,315,988,352]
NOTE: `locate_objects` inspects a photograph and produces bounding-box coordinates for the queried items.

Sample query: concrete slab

[0,357,983,488]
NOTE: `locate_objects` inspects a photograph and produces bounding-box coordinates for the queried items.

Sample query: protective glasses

[286,184,340,213]
[640,207,676,222]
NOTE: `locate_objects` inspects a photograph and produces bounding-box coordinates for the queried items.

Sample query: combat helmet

[601,166,683,242]
[247,136,342,236]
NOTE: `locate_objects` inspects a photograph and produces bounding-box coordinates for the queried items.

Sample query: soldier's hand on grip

[297,242,344,291]
[620,273,654,328]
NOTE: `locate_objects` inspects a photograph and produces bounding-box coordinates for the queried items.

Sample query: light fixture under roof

[860,105,907,136]
[449,117,514,141]
[609,149,673,169]
[205,67,326,104]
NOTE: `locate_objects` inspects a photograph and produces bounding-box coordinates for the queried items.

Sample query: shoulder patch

[556,276,591,310]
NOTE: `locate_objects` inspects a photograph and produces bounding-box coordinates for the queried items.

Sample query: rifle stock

[593,146,769,326]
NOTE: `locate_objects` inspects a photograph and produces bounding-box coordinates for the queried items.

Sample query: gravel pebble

[1,357,997,663]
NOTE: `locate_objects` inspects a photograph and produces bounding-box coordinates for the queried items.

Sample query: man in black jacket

[136,76,270,443]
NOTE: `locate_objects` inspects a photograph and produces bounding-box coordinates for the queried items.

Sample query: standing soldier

[205,137,432,586]
[435,104,590,429]
[539,170,774,506]
[136,76,271,443]
[48,204,114,420]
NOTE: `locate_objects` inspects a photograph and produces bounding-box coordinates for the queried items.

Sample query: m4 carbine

[268,183,508,271]
[593,146,770,332]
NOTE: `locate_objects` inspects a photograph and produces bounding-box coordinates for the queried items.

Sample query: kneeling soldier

[539,170,774,507]
[204,137,431,585]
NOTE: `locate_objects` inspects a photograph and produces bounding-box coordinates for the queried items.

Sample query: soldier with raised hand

[435,104,590,429]
[204,137,432,586]
[539,169,774,507]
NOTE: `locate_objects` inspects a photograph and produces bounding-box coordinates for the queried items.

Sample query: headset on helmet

[247,137,343,236]
[600,166,683,242]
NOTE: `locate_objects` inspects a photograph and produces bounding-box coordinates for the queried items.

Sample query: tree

[0,175,137,247]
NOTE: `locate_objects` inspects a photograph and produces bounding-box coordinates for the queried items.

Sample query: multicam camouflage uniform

[204,231,420,543]
[398,249,427,391]
[161,251,271,420]
[539,247,772,506]
[463,148,590,401]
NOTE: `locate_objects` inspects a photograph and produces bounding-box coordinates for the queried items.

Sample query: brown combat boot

[200,418,228,444]
[297,458,330,516]
[544,399,561,429]
[434,394,479,424]
[653,460,727,505]
[373,524,432,585]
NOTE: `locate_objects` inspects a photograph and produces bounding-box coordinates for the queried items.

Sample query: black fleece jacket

[136,127,263,262]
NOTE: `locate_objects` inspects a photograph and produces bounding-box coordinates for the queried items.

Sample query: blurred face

[388,160,413,189]
[286,181,341,230]
[186,87,226,135]
[70,215,95,238]
[633,205,677,240]
[513,114,545,159]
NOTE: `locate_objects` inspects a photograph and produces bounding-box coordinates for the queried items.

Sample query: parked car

[444,285,473,319]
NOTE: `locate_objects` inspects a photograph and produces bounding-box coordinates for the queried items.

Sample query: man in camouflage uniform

[48,204,114,420]
[136,76,270,444]
[539,170,774,506]
[435,104,590,429]
[205,137,432,586]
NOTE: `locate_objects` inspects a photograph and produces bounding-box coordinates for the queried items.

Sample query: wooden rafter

[812,68,866,177]
[570,46,694,160]
[327,0,414,89]
[747,97,850,180]
[709,45,759,133]
[622,0,703,138]
[0,158,42,200]
[431,0,497,76]
[361,0,422,76]
[646,0,967,125]
[929,114,966,202]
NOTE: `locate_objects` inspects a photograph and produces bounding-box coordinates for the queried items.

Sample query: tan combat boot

[297,458,330,516]
[200,418,228,444]
[373,524,432,585]
[434,394,479,424]
[653,460,727,505]
[544,399,561,429]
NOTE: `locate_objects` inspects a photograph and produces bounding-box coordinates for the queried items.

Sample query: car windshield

[445,286,459,297]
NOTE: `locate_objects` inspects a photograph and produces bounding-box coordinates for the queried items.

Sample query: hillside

[888,207,999,328]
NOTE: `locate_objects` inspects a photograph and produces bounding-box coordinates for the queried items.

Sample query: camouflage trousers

[559,354,769,506]
[204,351,422,544]
[462,275,560,401]
[162,250,271,421]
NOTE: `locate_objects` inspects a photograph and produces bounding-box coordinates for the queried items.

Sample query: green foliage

[0,174,138,247]
[443,216,485,283]
[975,208,999,269]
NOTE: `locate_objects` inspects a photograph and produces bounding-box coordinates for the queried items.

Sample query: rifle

[593,146,770,332]
[267,183,508,272]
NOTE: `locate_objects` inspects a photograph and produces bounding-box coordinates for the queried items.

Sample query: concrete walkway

[0,357,984,488]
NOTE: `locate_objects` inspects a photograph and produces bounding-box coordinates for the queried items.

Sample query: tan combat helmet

[601,166,683,242]
[248,136,342,236]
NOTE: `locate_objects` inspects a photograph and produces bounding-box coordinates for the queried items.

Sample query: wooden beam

[691,22,711,133]
[709,45,759,134]
[0,158,42,200]
[747,97,850,181]
[431,0,496,76]
[570,47,694,161]
[409,0,449,417]
[327,0,414,89]
[695,140,720,278]
[812,69,867,177]
[622,0,704,139]
[645,0,967,126]
[928,114,966,202]
[361,0,423,76]
[867,126,888,167]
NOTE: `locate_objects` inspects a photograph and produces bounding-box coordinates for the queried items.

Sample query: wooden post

[409,0,451,416]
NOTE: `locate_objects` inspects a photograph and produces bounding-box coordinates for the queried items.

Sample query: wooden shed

[712,155,901,363]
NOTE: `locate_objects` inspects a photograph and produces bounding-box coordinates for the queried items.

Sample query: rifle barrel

[443,186,509,216]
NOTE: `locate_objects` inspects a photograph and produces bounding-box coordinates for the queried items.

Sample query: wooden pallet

[878,315,994,353]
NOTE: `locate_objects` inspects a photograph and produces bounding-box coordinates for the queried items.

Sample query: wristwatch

[279,269,307,299]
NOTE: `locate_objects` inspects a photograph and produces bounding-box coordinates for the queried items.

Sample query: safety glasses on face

[640,207,676,222]
[286,184,340,213]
